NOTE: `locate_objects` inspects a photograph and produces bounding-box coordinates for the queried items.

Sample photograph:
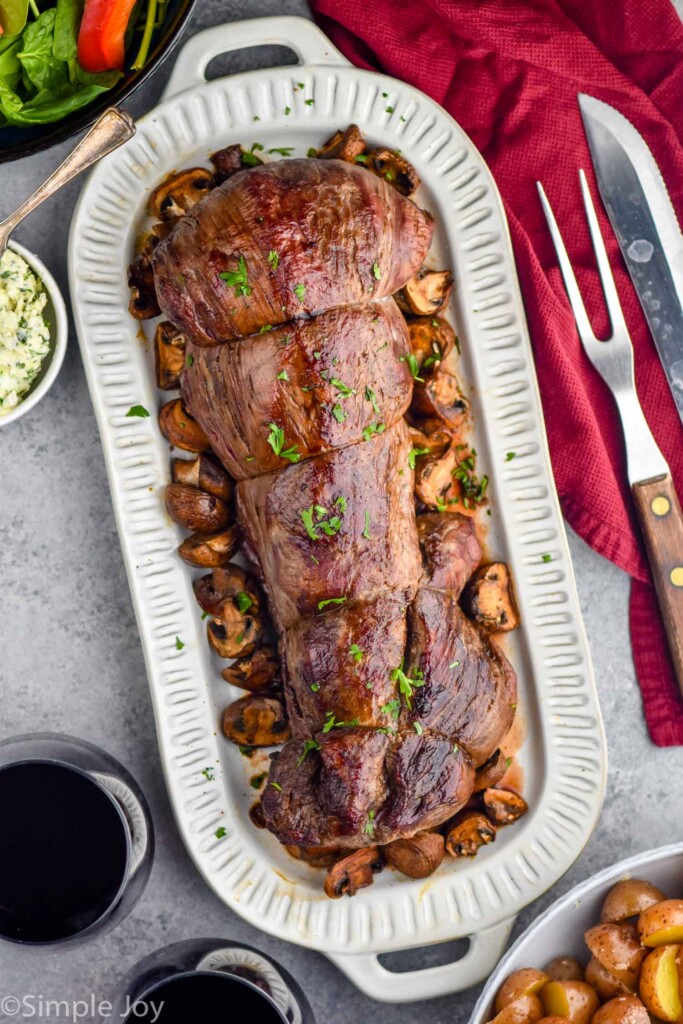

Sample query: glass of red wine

[106,939,316,1023]
[0,733,154,947]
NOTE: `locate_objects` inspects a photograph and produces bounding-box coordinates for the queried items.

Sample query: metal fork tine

[536,180,597,345]
[578,168,629,338]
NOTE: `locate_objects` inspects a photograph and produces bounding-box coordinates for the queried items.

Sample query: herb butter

[0,249,50,417]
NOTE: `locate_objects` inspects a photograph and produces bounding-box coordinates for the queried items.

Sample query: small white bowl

[0,240,68,427]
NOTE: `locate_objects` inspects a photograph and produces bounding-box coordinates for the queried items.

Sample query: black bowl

[0,0,197,163]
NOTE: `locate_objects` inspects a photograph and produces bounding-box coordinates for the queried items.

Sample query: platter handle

[163,16,350,100]
[326,918,514,1002]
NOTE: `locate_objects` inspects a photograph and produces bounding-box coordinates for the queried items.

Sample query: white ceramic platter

[471,843,683,1023]
[68,17,606,1001]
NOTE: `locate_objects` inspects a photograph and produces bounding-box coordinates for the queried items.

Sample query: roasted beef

[153,157,517,851]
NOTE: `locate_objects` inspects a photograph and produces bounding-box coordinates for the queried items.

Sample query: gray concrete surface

[1,1,683,1021]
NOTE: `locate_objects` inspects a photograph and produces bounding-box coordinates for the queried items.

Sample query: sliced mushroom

[154,322,186,391]
[127,244,160,320]
[412,370,469,430]
[210,143,264,184]
[383,832,444,879]
[158,399,210,452]
[397,267,454,316]
[284,844,341,869]
[414,445,458,509]
[444,810,497,858]
[172,453,232,501]
[222,646,280,692]
[482,788,528,826]
[474,749,508,792]
[461,563,520,633]
[165,483,230,533]
[315,124,367,162]
[249,800,266,828]
[222,695,290,747]
[148,167,214,221]
[194,564,260,617]
[178,526,241,568]
[408,422,454,459]
[408,317,457,374]
[323,847,383,899]
[367,148,420,196]
[208,612,264,659]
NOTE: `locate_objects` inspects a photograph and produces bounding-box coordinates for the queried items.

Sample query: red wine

[126,973,286,1023]
[0,761,130,942]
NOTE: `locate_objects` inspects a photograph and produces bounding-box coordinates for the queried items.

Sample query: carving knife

[579,93,683,424]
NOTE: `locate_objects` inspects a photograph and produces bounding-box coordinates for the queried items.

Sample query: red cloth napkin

[309,0,683,744]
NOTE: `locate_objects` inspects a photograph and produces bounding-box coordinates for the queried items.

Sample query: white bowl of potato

[471,843,683,1024]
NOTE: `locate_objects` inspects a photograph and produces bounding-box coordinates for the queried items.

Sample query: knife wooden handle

[632,474,683,698]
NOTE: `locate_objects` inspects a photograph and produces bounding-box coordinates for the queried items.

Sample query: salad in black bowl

[0,0,195,160]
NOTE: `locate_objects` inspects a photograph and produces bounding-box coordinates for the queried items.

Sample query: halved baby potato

[584,957,631,1001]
[638,944,682,1021]
[540,981,599,1024]
[601,879,666,923]
[591,994,649,1024]
[583,922,645,987]
[638,899,683,947]
[544,958,584,983]
[489,993,544,1024]
[494,970,550,1014]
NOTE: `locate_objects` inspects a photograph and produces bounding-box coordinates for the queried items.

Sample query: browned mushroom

[127,243,160,320]
[154,322,186,391]
[315,124,367,162]
[407,317,457,371]
[222,695,290,747]
[222,646,280,692]
[172,453,233,501]
[178,526,241,568]
[482,788,528,826]
[208,613,264,659]
[383,832,445,879]
[148,167,214,220]
[367,148,420,196]
[412,370,469,430]
[193,564,260,617]
[461,563,520,633]
[474,749,508,792]
[210,144,263,184]
[414,445,458,509]
[408,422,454,459]
[165,483,230,533]
[158,399,210,452]
[444,810,497,858]
[285,845,341,869]
[397,267,454,316]
[323,847,383,899]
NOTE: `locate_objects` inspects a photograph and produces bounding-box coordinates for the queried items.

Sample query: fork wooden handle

[632,474,683,698]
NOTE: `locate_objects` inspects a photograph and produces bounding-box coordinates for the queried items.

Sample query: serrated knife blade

[579,93,683,424]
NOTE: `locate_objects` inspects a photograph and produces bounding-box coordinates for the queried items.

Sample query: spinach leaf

[53,0,83,61]
[0,71,120,124]
[0,0,29,37]
[18,10,69,92]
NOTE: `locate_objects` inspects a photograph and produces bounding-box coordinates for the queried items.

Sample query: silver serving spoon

[0,107,135,255]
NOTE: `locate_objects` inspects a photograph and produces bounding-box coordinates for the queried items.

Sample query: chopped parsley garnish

[542,553,552,563]
[362,421,386,442]
[126,404,150,418]
[215,827,227,839]
[310,682,320,692]
[505,451,517,461]
[250,772,267,789]
[267,423,301,462]
[239,745,255,756]
[449,660,460,669]
[270,782,282,791]
[362,509,371,540]
[335,495,347,512]
[300,502,345,540]
[330,377,355,397]
[380,698,401,720]
[390,660,425,709]
[322,711,359,732]
[241,152,261,167]
[268,250,279,270]
[305,98,315,106]
[408,447,429,470]
[332,403,347,423]
[452,451,489,508]
[219,254,252,297]
[349,644,363,663]
[318,597,348,610]
[363,810,375,835]
[293,283,306,301]
[174,636,185,650]
[354,154,369,164]
[307,147,318,157]
[235,591,253,613]
[372,261,382,280]
[414,722,424,735]
[268,146,294,156]
[284,106,291,115]
[259,324,273,334]
[385,105,394,114]
[401,353,424,381]
[186,354,194,367]
[365,386,381,416]
[297,738,322,766]
[277,369,289,381]
[201,767,215,781]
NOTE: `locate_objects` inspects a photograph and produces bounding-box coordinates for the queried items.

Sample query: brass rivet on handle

[652,496,671,516]
[671,567,683,588]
